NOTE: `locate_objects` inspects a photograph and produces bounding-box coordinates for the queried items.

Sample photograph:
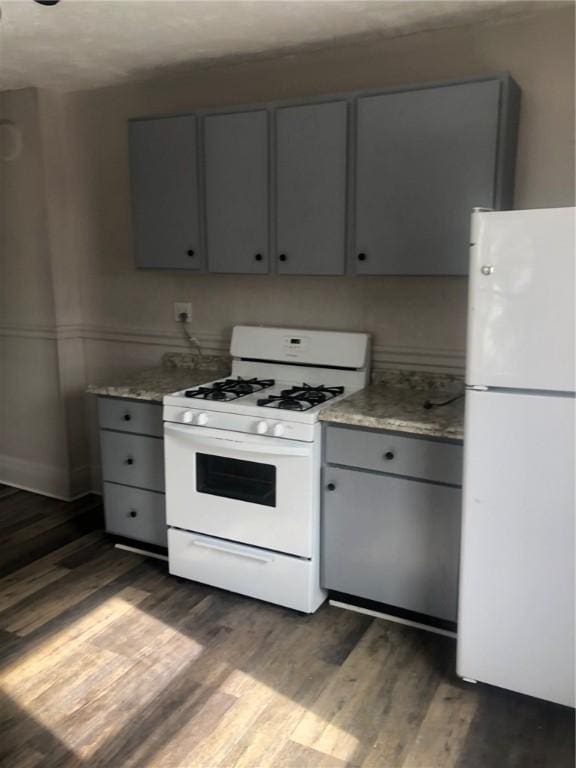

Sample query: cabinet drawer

[101,431,165,492]
[104,482,167,546]
[98,397,163,437]
[325,425,463,485]
[168,529,323,613]
[322,467,461,621]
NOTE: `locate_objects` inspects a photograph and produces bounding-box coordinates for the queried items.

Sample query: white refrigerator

[457,207,575,707]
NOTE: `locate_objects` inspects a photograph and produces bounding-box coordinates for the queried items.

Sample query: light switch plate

[174,302,192,322]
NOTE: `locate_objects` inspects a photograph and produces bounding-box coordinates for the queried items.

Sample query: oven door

[164,423,318,558]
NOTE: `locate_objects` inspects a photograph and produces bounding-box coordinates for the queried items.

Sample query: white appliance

[458,207,575,707]
[163,326,371,613]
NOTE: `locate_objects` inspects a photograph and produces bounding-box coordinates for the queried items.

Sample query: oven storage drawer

[98,397,163,437]
[104,482,167,546]
[325,425,463,485]
[101,431,165,492]
[168,529,321,613]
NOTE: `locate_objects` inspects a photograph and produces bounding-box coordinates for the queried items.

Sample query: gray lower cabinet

[322,426,463,622]
[353,79,515,275]
[98,397,167,547]
[325,424,463,485]
[104,483,167,547]
[98,397,164,438]
[204,110,269,273]
[129,115,202,270]
[100,431,165,493]
[275,101,348,275]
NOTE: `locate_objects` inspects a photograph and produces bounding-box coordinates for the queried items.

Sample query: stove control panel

[283,334,310,359]
[163,405,317,443]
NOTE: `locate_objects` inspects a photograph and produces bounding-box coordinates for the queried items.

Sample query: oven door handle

[190,538,274,564]
[164,423,311,457]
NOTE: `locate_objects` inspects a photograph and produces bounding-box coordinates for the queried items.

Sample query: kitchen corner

[2,3,575,765]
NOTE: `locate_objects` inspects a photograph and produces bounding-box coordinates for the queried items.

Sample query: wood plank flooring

[0,488,573,768]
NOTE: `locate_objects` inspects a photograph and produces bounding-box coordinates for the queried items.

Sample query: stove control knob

[272,423,284,437]
[256,420,269,434]
[196,412,209,426]
[181,410,195,424]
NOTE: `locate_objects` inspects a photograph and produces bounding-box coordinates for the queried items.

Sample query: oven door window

[196,453,276,507]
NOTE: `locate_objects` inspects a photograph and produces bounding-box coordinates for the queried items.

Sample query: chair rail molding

[0,321,465,373]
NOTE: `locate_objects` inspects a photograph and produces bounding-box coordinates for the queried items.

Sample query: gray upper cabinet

[204,110,269,274]
[275,101,348,275]
[129,75,519,276]
[129,115,202,270]
[353,79,505,276]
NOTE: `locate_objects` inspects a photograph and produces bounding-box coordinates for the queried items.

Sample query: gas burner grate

[257,383,345,411]
[184,377,275,401]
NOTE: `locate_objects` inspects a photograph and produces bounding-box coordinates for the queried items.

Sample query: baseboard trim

[0,454,92,502]
[330,600,457,639]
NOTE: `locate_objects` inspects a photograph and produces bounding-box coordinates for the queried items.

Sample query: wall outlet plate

[174,302,192,322]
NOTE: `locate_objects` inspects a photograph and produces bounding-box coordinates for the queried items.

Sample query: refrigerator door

[458,389,575,706]
[467,207,575,391]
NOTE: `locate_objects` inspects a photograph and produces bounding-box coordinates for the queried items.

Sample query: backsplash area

[81,273,468,386]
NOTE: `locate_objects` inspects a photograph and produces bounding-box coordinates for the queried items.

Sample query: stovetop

[167,376,351,422]
[184,377,274,402]
[257,384,345,412]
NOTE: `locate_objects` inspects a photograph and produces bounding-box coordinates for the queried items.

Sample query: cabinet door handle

[125,457,134,465]
[128,509,138,518]
[357,253,367,262]
[187,249,195,257]
[255,253,263,262]
[384,451,395,461]
[326,482,336,491]
[123,413,131,422]
[278,254,287,262]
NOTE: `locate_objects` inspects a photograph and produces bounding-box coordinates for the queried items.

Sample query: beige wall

[0,89,91,498]
[0,89,72,497]
[1,5,574,496]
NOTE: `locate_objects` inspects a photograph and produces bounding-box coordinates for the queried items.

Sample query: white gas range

[163,325,371,612]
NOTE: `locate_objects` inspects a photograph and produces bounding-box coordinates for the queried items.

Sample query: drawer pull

[191,539,274,564]
[123,413,132,422]
[384,451,395,461]
[326,482,336,491]
[125,457,134,465]
[128,509,138,518]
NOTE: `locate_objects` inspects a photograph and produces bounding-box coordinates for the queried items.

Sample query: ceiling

[0,0,560,92]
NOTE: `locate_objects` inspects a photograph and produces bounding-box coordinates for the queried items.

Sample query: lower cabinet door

[101,431,165,492]
[104,482,167,546]
[322,468,461,621]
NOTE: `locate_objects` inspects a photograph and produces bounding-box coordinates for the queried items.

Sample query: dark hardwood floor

[0,486,573,768]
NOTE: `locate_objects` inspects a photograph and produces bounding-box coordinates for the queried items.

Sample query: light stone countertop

[87,354,230,403]
[320,373,465,441]
[88,359,464,439]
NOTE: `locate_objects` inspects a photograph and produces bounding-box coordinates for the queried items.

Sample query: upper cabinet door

[276,101,348,275]
[204,110,269,274]
[129,115,202,270]
[354,80,502,275]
